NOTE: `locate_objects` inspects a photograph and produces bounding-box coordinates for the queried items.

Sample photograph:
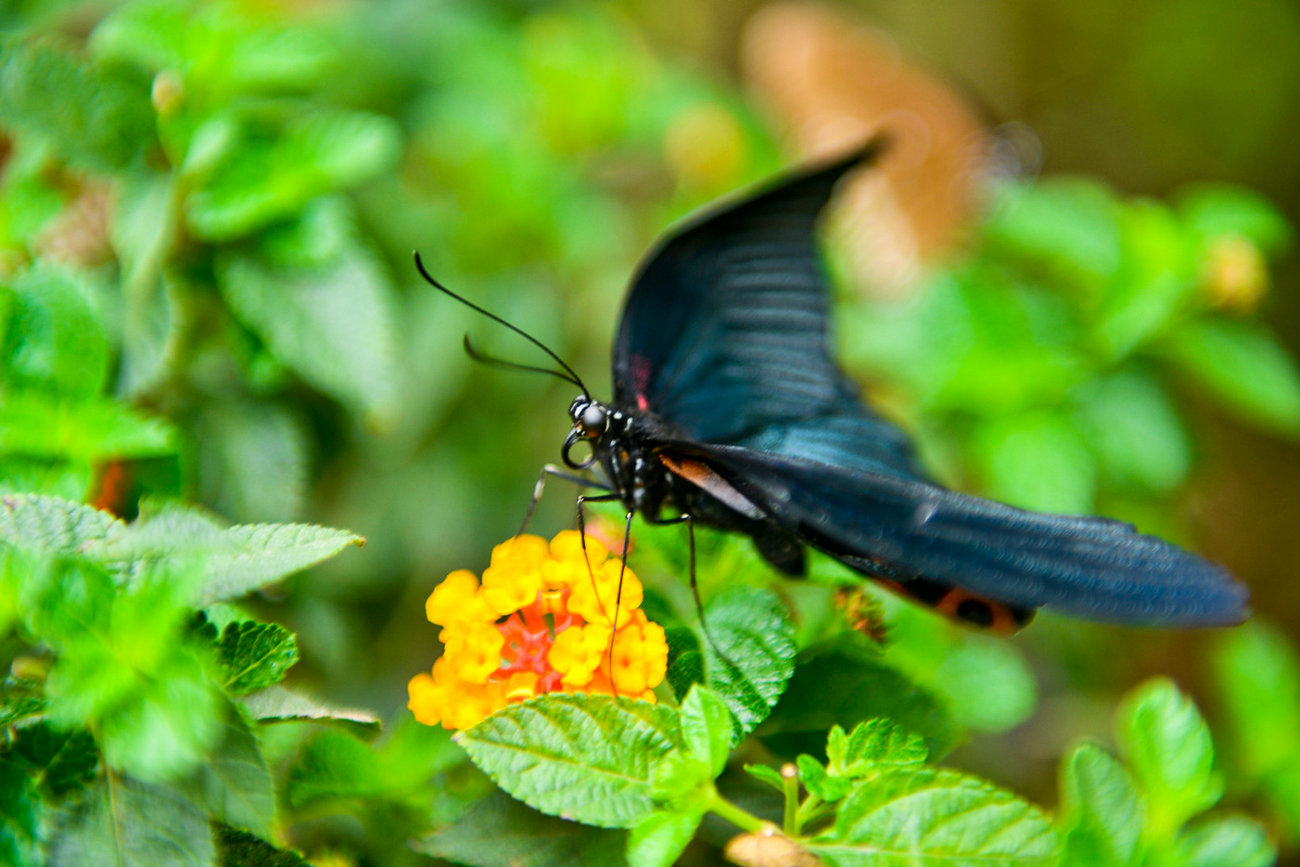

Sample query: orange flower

[407,531,668,731]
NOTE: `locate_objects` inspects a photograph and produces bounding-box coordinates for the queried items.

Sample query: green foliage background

[2,0,1299,864]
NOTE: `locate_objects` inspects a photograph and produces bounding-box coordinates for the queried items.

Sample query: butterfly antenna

[414,251,591,396]
[462,336,583,387]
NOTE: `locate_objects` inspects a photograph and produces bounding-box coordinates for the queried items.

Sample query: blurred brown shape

[742,2,989,297]
[725,826,824,867]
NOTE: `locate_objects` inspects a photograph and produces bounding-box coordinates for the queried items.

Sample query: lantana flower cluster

[408,531,669,730]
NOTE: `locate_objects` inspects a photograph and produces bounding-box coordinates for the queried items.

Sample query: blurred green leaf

[49,774,214,867]
[973,411,1098,513]
[0,140,65,247]
[416,788,628,867]
[1177,184,1294,254]
[667,585,796,737]
[0,457,89,500]
[627,806,704,867]
[0,759,42,867]
[0,390,176,462]
[678,685,733,777]
[1,264,109,398]
[181,710,275,840]
[216,243,397,423]
[1075,371,1192,493]
[0,34,154,172]
[9,722,99,798]
[1162,318,1300,434]
[1212,621,1300,781]
[1116,678,1222,837]
[458,694,682,829]
[215,620,298,695]
[811,765,1059,865]
[1172,815,1275,867]
[213,825,308,867]
[1058,742,1141,867]
[194,401,309,523]
[284,728,382,808]
[239,685,381,738]
[985,177,1123,289]
[187,110,400,241]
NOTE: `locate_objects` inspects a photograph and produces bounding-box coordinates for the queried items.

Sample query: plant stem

[707,788,767,835]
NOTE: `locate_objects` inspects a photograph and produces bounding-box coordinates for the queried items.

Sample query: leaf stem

[781,763,799,835]
[707,788,766,835]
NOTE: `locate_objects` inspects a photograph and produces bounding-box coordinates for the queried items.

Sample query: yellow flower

[425,569,494,626]
[410,530,667,731]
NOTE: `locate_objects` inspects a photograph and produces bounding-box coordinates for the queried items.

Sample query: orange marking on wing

[658,453,764,519]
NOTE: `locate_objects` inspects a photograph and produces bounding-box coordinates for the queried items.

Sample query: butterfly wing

[665,441,1248,626]
[611,139,913,459]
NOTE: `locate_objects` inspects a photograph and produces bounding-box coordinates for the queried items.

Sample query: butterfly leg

[517,464,613,538]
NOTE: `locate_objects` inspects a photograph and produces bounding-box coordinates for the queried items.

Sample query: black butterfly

[418,138,1248,632]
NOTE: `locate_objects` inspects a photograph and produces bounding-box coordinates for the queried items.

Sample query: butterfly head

[562,396,610,469]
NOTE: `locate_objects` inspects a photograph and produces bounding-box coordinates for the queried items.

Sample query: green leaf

[1058,742,1141,867]
[0,35,154,172]
[239,685,381,739]
[213,825,309,867]
[668,585,795,736]
[985,177,1123,287]
[0,676,45,729]
[1075,371,1192,493]
[627,807,704,867]
[216,620,299,695]
[457,694,682,829]
[1,264,108,398]
[759,641,960,760]
[1116,678,1222,836]
[0,493,119,555]
[284,729,382,807]
[90,500,365,605]
[1172,815,1275,867]
[798,754,850,802]
[49,774,215,867]
[1177,184,1294,253]
[215,245,397,423]
[678,685,733,777]
[0,759,42,867]
[0,390,177,462]
[187,110,401,241]
[193,401,309,523]
[10,722,99,797]
[1211,621,1300,781]
[812,765,1058,865]
[743,762,788,793]
[973,410,1097,514]
[416,788,628,867]
[826,719,928,778]
[0,456,91,500]
[182,711,275,840]
[1162,318,1300,435]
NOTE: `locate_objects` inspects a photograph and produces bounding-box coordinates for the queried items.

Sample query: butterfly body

[551,138,1249,632]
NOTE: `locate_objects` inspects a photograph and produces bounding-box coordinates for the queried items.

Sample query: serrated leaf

[458,694,682,829]
[1117,678,1221,835]
[216,246,397,423]
[627,807,704,867]
[49,774,215,867]
[1058,742,1141,867]
[798,754,849,802]
[0,390,177,462]
[679,685,732,777]
[217,620,298,695]
[0,493,119,555]
[813,766,1059,865]
[186,110,400,241]
[182,711,275,839]
[416,788,628,867]
[1163,318,1300,434]
[669,585,795,736]
[90,500,364,605]
[743,763,787,793]
[1,263,108,397]
[1172,815,1275,867]
[0,35,154,172]
[239,685,380,738]
[827,720,928,778]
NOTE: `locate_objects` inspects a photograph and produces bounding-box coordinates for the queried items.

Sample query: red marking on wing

[637,393,648,411]
[630,354,653,410]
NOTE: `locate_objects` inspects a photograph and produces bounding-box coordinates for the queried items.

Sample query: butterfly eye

[580,404,607,438]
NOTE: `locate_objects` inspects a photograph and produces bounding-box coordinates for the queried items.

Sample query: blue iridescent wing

[677,442,1248,626]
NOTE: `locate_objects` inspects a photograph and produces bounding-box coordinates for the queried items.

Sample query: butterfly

[417,137,1248,633]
